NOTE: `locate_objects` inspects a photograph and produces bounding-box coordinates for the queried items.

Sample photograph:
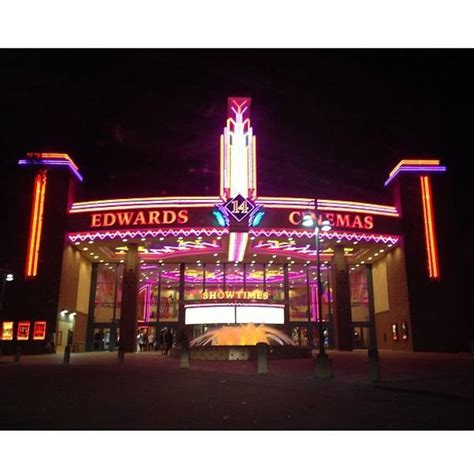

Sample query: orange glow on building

[25,170,48,278]
[420,176,440,279]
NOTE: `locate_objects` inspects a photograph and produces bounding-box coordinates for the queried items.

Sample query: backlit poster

[1,322,14,340]
[33,321,47,340]
[17,321,31,340]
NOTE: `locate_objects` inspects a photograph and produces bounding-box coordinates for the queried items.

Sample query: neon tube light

[138,285,151,321]
[389,159,440,178]
[221,98,255,199]
[70,196,220,213]
[317,199,399,216]
[228,232,249,262]
[249,228,400,245]
[256,197,315,209]
[256,197,399,216]
[67,227,229,243]
[220,134,224,198]
[71,195,399,216]
[384,159,446,186]
[25,170,47,278]
[420,176,440,279]
[311,283,318,322]
[19,152,83,182]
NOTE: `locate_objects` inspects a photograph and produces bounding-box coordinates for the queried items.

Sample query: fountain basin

[170,345,311,361]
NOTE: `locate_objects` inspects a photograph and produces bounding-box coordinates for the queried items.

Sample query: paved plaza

[1,350,473,429]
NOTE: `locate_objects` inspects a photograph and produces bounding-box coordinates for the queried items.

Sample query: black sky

[0,49,471,232]
[0,48,472,320]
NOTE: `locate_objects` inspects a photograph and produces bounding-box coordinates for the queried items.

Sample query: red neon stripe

[25,171,47,278]
[32,172,47,276]
[420,176,433,278]
[424,177,440,279]
[422,177,436,278]
[420,176,440,279]
[26,173,42,277]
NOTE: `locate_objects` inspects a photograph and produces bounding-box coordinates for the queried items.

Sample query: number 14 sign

[224,194,256,222]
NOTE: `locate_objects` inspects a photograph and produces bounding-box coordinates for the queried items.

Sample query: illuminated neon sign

[289,211,374,230]
[384,159,446,186]
[19,152,83,182]
[420,176,440,279]
[221,97,257,200]
[25,170,47,278]
[90,209,189,228]
[68,228,228,243]
[228,232,248,262]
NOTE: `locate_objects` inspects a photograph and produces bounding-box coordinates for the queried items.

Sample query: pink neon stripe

[249,228,399,244]
[256,198,399,216]
[68,228,229,243]
[228,232,248,262]
[311,284,318,322]
[70,197,219,212]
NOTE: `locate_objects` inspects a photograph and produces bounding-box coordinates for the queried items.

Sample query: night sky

[0,49,471,267]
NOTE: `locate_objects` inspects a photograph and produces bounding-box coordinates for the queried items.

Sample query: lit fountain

[190,323,295,347]
[185,324,310,361]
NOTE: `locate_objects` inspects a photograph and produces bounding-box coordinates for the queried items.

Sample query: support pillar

[283,263,290,335]
[86,263,98,351]
[331,245,353,350]
[366,264,380,381]
[178,263,185,333]
[119,244,139,353]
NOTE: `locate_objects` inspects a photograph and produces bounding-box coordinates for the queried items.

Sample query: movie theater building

[1,97,460,353]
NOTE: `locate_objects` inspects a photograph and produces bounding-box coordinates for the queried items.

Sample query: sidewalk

[1,349,473,429]
[2,349,473,398]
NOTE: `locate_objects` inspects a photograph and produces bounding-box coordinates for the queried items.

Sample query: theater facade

[1,97,461,353]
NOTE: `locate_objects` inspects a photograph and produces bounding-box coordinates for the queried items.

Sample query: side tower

[385,159,461,351]
[11,153,83,352]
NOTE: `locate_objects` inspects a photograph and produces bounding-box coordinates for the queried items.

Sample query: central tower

[220,97,257,200]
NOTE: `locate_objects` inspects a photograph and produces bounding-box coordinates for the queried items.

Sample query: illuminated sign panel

[224,194,256,222]
[236,305,284,324]
[17,321,31,340]
[185,305,235,325]
[185,304,284,325]
[1,322,14,340]
[33,321,47,340]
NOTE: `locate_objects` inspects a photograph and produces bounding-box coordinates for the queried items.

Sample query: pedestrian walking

[160,329,167,354]
[165,329,174,355]
[147,333,155,351]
